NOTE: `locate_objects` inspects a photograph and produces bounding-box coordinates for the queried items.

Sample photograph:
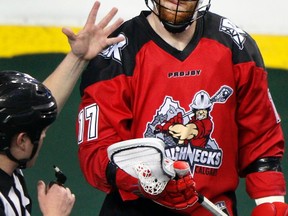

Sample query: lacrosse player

[0,2,123,215]
[76,0,287,215]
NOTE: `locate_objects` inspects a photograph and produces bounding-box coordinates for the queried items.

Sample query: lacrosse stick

[107,138,228,216]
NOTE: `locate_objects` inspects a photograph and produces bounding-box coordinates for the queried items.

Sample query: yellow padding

[0,26,287,69]
[0,26,75,56]
[253,35,288,70]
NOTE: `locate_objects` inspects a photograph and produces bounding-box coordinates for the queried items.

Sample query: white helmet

[145,0,211,33]
[191,91,212,110]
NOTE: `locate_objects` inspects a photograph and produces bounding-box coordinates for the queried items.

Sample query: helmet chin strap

[5,149,29,169]
[161,20,192,33]
[5,140,39,169]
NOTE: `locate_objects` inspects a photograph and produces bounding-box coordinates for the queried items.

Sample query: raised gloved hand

[251,202,288,216]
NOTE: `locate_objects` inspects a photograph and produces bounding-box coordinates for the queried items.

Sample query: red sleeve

[235,63,284,172]
[76,75,133,193]
[234,62,285,198]
[246,171,286,199]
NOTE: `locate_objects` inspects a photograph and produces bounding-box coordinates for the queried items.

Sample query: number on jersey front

[78,103,99,144]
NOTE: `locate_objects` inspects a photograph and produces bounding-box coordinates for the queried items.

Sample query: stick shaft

[198,194,228,216]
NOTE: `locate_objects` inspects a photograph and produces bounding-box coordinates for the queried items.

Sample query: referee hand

[37,180,75,216]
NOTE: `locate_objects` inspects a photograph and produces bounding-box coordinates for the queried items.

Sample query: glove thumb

[173,161,190,177]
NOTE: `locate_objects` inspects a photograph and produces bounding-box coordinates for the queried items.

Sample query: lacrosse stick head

[107,138,176,195]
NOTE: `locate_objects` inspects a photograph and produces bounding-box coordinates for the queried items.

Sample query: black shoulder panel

[202,12,265,68]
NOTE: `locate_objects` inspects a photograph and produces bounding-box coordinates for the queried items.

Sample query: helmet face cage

[145,0,211,33]
[0,70,57,167]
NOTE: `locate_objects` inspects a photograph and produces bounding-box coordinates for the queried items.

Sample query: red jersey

[77,11,285,215]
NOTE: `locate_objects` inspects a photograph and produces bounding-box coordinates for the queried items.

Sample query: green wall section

[0,54,287,216]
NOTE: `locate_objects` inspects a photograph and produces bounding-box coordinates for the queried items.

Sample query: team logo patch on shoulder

[219,18,247,50]
[99,33,127,63]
